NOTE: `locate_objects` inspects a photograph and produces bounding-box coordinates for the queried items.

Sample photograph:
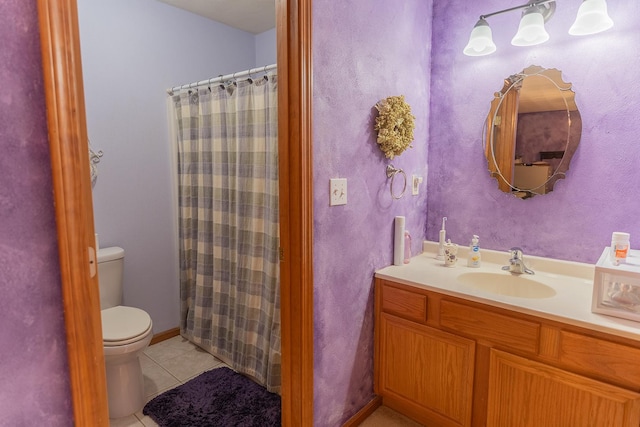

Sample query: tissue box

[592,247,640,322]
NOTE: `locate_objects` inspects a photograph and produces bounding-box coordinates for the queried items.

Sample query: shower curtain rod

[167,63,277,95]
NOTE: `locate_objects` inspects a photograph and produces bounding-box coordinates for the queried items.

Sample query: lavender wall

[255,28,277,66]
[312,1,432,425]
[0,1,73,425]
[516,110,581,166]
[428,1,640,263]
[77,0,259,333]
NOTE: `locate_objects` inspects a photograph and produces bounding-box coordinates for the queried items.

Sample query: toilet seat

[102,306,152,346]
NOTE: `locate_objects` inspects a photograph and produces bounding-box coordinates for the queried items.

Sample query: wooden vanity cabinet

[374,279,640,427]
[378,314,475,427]
[487,350,640,426]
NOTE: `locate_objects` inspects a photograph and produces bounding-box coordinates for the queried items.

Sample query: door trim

[277,0,314,425]
[37,0,314,425]
[37,0,109,424]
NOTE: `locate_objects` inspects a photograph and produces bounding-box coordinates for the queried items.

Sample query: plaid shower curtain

[171,74,280,393]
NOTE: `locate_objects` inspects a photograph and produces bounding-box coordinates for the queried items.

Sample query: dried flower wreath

[374,95,415,159]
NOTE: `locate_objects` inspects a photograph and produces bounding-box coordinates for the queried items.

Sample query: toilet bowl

[102,305,153,419]
[97,247,153,419]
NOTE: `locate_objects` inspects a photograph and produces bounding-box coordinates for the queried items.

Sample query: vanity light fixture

[463,18,497,56]
[463,0,614,57]
[569,0,614,35]
[511,4,550,46]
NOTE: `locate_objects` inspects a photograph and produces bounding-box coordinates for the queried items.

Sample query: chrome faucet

[502,247,534,275]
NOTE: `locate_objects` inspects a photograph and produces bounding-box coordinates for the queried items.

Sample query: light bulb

[511,8,550,46]
[463,19,497,57]
[569,0,613,36]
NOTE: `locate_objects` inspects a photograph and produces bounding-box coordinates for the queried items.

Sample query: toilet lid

[102,306,152,343]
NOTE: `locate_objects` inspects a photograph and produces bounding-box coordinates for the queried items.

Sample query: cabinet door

[487,350,640,427]
[378,314,475,427]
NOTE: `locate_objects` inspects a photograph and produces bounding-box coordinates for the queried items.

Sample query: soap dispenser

[467,235,481,268]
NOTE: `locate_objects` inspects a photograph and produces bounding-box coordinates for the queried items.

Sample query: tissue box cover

[592,247,640,322]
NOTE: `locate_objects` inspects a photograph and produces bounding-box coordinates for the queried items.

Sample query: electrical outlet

[330,178,347,206]
[412,175,423,196]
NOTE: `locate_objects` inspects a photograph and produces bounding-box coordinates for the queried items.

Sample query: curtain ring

[386,164,407,200]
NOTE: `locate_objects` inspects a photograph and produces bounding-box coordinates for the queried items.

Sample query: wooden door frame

[37,0,314,425]
[276,0,315,426]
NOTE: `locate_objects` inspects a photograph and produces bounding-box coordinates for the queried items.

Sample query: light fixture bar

[464,0,613,57]
[464,0,555,56]
[480,0,556,20]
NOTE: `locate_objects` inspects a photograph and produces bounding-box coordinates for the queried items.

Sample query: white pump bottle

[467,235,481,268]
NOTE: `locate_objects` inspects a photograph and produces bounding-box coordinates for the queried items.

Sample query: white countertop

[375,241,640,342]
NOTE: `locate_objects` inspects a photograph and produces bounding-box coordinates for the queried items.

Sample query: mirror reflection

[485,65,581,198]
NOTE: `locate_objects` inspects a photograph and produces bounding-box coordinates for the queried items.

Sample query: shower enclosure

[168,66,280,392]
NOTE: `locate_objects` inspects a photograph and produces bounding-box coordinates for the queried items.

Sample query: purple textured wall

[312,1,432,425]
[0,1,73,425]
[516,110,581,166]
[428,1,640,263]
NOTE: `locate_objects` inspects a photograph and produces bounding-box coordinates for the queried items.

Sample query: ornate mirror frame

[485,65,581,198]
[37,0,314,425]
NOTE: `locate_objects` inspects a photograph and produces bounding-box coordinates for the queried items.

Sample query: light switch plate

[330,178,347,206]
[412,175,423,196]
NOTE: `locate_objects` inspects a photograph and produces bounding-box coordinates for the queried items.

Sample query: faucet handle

[509,247,523,259]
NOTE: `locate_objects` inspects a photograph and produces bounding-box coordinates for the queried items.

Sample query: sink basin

[456,272,556,299]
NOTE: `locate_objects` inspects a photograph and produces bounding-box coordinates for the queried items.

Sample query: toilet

[97,246,153,419]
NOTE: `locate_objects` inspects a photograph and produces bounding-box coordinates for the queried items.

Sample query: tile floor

[359,406,424,427]
[109,336,422,426]
[109,335,226,426]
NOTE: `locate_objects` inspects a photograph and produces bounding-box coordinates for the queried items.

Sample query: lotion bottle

[467,235,481,268]
[437,217,447,259]
[403,230,412,264]
[611,232,630,265]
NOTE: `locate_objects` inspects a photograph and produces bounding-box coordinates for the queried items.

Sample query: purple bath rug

[143,367,281,427]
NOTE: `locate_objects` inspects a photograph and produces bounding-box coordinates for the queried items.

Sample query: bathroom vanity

[374,243,640,427]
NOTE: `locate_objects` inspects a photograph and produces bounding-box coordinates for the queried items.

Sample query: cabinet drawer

[559,330,640,389]
[440,300,540,353]
[381,284,427,323]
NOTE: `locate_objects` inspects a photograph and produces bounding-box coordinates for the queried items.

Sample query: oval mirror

[484,65,581,198]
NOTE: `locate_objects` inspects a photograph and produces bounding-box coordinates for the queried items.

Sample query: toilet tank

[97,246,125,310]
